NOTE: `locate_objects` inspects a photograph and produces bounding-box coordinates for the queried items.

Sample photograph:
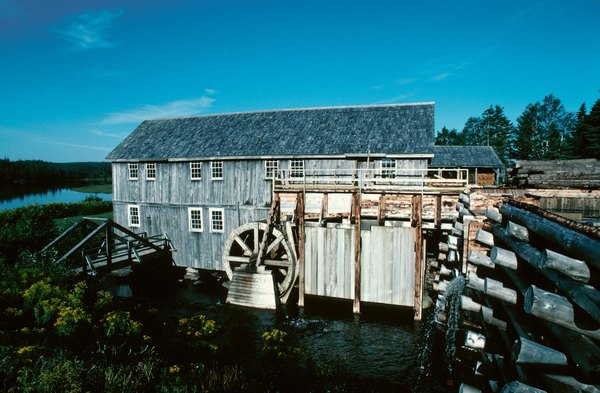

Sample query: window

[188,207,203,232]
[380,158,397,178]
[264,160,278,179]
[190,162,202,180]
[128,205,140,227]
[290,160,304,178]
[209,208,224,233]
[211,161,223,180]
[146,163,156,180]
[128,163,139,180]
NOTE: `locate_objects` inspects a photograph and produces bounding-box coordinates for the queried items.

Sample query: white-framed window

[209,208,224,233]
[290,160,304,178]
[380,158,397,178]
[190,162,202,180]
[264,160,278,179]
[128,205,140,227]
[146,163,156,180]
[128,163,139,180]
[188,207,203,232]
[211,161,223,180]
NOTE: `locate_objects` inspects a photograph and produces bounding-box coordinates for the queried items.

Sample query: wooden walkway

[42,218,174,275]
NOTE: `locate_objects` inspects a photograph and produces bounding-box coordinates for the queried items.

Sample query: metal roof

[106,103,435,161]
[430,146,505,168]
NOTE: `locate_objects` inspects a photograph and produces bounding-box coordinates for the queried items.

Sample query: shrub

[102,311,142,338]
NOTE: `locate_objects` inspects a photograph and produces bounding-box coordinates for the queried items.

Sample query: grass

[70,184,112,193]
[54,211,114,233]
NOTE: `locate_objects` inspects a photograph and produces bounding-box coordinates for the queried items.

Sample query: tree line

[435,94,600,165]
[0,159,111,184]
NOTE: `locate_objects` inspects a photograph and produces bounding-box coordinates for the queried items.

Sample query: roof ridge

[144,102,436,122]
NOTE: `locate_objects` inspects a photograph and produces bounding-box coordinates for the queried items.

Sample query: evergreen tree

[435,126,463,145]
[481,105,514,165]
[514,103,542,160]
[461,117,486,145]
[570,103,589,158]
[537,94,575,159]
[586,98,600,159]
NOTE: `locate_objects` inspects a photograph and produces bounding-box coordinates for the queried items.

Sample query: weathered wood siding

[304,223,416,306]
[112,157,427,272]
[361,226,415,306]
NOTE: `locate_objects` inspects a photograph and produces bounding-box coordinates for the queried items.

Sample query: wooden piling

[297,192,306,308]
[413,194,423,321]
[352,192,361,314]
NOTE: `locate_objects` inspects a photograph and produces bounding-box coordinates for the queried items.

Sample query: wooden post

[435,194,442,229]
[320,193,328,226]
[413,194,423,321]
[297,192,305,308]
[377,193,386,226]
[105,223,113,267]
[352,192,361,314]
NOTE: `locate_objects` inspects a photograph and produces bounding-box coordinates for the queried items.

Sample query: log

[454,221,464,232]
[507,221,529,242]
[492,224,600,325]
[464,330,486,350]
[486,208,503,223]
[467,271,485,292]
[439,242,450,252]
[437,252,447,262]
[490,246,518,270]
[511,336,568,368]
[485,277,518,304]
[541,374,600,393]
[475,229,494,247]
[457,202,465,211]
[429,260,439,269]
[459,383,482,393]
[468,250,495,268]
[448,250,458,263]
[461,295,482,313]
[459,192,470,205]
[524,285,600,340]
[440,264,452,276]
[499,204,600,272]
[482,305,507,331]
[499,381,547,393]
[448,235,460,251]
[434,280,450,292]
[451,227,463,237]
[543,249,590,283]
[459,207,472,219]
[503,267,600,383]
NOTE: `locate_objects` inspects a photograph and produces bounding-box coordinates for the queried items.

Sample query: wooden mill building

[106,102,502,316]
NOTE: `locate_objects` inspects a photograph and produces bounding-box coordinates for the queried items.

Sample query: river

[0,184,112,210]
[124,279,453,393]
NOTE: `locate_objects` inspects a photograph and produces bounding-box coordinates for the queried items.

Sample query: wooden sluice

[223,168,470,319]
[433,189,600,392]
[42,218,175,275]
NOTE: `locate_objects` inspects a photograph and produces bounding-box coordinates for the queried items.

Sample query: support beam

[296,192,305,308]
[413,194,423,321]
[352,192,361,314]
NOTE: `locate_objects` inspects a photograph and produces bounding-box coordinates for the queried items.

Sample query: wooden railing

[273,167,469,193]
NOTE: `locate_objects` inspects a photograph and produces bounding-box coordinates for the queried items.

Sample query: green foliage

[261,328,301,361]
[435,126,463,145]
[177,315,218,352]
[102,310,142,337]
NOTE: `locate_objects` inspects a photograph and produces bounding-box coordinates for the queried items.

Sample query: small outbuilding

[430,145,505,186]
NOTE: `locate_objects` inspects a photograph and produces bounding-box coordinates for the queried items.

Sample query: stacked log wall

[441,192,600,392]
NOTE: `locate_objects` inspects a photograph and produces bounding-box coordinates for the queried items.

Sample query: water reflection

[0,183,112,210]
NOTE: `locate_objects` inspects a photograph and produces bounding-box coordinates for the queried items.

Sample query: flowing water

[442,276,465,373]
[121,279,454,392]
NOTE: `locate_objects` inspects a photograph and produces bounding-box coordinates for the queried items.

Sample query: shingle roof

[430,146,504,168]
[106,103,435,161]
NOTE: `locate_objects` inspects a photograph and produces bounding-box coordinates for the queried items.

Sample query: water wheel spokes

[223,222,297,300]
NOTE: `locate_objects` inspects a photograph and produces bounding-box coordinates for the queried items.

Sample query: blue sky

[1,0,599,162]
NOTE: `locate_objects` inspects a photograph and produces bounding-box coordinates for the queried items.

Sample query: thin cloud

[430,72,451,82]
[55,10,123,50]
[375,90,419,104]
[53,141,112,152]
[100,96,216,125]
[204,88,216,95]
[90,129,128,138]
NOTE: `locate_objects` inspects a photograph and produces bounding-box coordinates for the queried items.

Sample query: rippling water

[125,280,453,392]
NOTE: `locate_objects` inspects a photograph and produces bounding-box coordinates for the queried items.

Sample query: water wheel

[223,222,298,300]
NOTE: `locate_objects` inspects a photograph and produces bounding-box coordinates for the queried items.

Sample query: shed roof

[106,103,435,161]
[430,146,504,168]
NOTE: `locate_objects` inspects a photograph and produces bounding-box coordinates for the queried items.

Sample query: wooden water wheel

[223,222,298,300]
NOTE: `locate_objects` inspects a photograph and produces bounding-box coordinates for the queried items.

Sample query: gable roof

[430,146,504,168]
[106,103,435,161]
